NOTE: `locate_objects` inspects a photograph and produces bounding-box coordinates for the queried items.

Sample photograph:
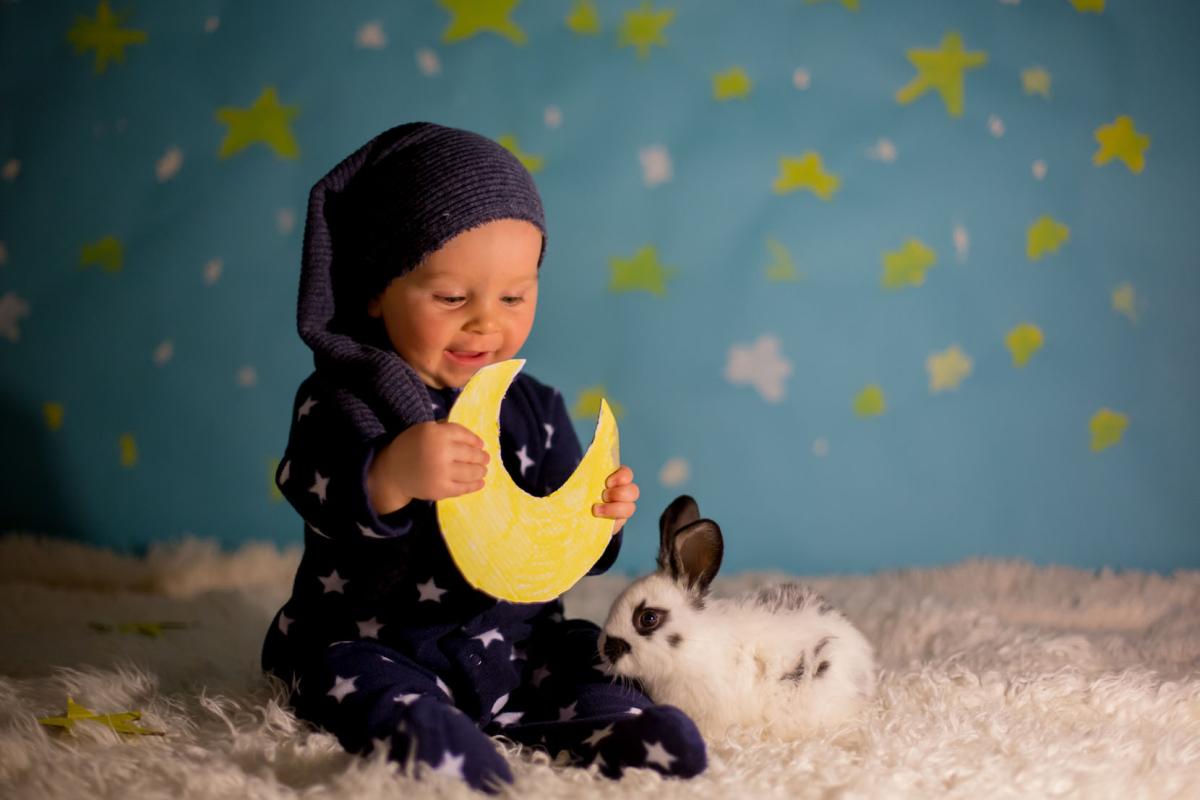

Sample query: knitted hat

[297,122,546,439]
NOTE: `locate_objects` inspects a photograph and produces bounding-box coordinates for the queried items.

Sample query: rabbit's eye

[634,606,667,634]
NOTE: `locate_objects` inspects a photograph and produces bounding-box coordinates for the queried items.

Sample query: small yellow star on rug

[39,698,163,735]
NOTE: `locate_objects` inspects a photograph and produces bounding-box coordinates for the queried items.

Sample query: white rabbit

[598,495,876,741]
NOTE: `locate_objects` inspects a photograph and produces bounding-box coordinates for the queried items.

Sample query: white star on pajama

[515,445,534,476]
[277,613,293,635]
[307,524,330,539]
[543,423,554,449]
[278,460,290,485]
[493,711,524,727]
[627,707,643,715]
[558,702,577,721]
[394,692,422,705]
[319,569,348,594]
[310,471,329,503]
[417,578,447,603]
[643,740,676,770]
[531,665,552,687]
[474,628,504,648]
[583,724,614,748]
[297,396,318,419]
[357,522,386,539]
[379,655,393,663]
[357,617,383,638]
[436,676,454,701]
[491,694,510,715]
[328,675,358,702]
[433,750,465,779]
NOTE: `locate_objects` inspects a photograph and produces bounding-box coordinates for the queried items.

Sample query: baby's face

[368,218,541,389]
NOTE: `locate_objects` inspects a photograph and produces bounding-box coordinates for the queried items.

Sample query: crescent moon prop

[436,359,620,603]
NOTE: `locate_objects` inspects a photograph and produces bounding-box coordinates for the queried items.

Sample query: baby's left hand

[593,465,639,535]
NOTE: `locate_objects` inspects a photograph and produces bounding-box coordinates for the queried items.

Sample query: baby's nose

[602,634,631,663]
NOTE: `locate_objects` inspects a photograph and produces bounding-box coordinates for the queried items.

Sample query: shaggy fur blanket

[1,535,1198,799]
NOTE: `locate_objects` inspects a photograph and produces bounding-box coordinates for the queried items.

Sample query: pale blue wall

[1,1,1197,574]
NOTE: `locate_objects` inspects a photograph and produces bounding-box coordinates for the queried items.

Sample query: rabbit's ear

[657,495,700,571]
[669,519,723,594]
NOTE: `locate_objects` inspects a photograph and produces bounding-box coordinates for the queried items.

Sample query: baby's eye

[434,295,465,306]
[501,295,525,306]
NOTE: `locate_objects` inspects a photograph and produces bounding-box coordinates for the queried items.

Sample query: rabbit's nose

[603,635,631,663]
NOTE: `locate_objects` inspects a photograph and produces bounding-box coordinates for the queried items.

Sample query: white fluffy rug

[1,534,1199,799]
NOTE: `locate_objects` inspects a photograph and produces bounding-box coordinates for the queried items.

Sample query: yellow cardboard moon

[436,359,619,604]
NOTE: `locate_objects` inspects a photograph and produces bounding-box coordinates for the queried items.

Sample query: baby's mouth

[445,349,492,366]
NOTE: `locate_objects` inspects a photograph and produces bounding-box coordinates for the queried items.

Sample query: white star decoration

[474,628,505,648]
[357,522,386,539]
[394,692,421,705]
[278,613,293,635]
[319,569,348,594]
[328,675,358,703]
[643,740,676,770]
[278,460,290,485]
[417,578,447,603]
[583,724,614,748]
[515,445,534,476]
[436,677,454,701]
[725,334,792,403]
[297,396,317,419]
[307,524,330,539]
[357,617,383,638]
[494,711,524,727]
[543,423,555,449]
[491,694,509,715]
[0,291,30,343]
[433,751,465,779]
[309,471,329,503]
[558,702,577,721]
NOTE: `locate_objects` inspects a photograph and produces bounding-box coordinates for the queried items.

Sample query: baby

[262,123,706,792]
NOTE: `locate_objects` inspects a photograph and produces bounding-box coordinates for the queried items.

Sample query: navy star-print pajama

[262,370,706,791]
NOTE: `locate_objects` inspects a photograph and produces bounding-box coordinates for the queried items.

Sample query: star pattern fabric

[262,372,701,790]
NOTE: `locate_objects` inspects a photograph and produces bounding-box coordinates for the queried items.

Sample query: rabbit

[598,495,876,741]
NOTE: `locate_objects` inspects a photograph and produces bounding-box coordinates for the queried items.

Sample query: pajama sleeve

[275,375,417,540]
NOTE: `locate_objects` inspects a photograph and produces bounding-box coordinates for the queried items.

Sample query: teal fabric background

[1,1,1197,575]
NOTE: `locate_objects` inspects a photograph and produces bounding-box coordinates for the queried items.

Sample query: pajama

[263,371,706,791]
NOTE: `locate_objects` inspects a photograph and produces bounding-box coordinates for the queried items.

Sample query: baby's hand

[367,421,489,513]
[592,465,639,535]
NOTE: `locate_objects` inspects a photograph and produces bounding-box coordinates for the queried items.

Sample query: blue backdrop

[1,1,1197,575]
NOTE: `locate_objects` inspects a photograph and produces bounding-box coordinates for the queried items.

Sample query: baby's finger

[602,482,640,504]
[450,441,490,465]
[605,465,634,488]
[440,421,486,450]
[449,461,488,484]
[592,501,636,521]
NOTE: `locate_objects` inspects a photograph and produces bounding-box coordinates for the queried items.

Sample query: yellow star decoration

[1070,0,1105,13]
[1089,408,1128,452]
[269,458,284,502]
[772,153,840,200]
[88,621,188,637]
[805,0,861,10]
[39,698,163,736]
[67,0,147,74]
[618,3,674,61]
[1112,282,1137,322]
[215,87,300,161]
[882,239,937,290]
[43,402,65,431]
[895,32,988,118]
[765,238,802,282]
[497,135,544,173]
[572,387,624,420]
[610,245,676,295]
[1093,115,1150,174]
[1021,67,1052,98]
[439,0,527,45]
[80,235,123,273]
[926,345,973,393]
[1005,323,1045,367]
[566,0,602,35]
[853,385,886,417]
[1026,215,1070,261]
[714,67,753,101]
[119,433,138,468]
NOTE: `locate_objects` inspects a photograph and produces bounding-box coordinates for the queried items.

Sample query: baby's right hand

[367,421,489,514]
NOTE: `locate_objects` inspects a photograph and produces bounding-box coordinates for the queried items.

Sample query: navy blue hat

[297,122,546,438]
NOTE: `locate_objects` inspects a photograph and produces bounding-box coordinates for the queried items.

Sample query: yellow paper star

[1021,67,1052,98]
[881,239,937,289]
[67,0,147,74]
[1089,408,1128,452]
[854,385,886,417]
[1093,115,1150,174]
[215,87,300,160]
[572,387,624,420]
[80,235,123,273]
[895,32,988,118]
[765,239,802,282]
[39,698,163,735]
[1070,0,1105,13]
[1112,282,1137,322]
[1005,323,1044,367]
[804,0,861,10]
[566,0,601,35]
[119,432,138,468]
[496,135,544,173]
[610,246,676,295]
[713,67,752,101]
[618,3,674,60]
[772,153,840,200]
[43,402,65,431]
[1026,215,1070,261]
[440,0,527,45]
[926,345,973,393]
